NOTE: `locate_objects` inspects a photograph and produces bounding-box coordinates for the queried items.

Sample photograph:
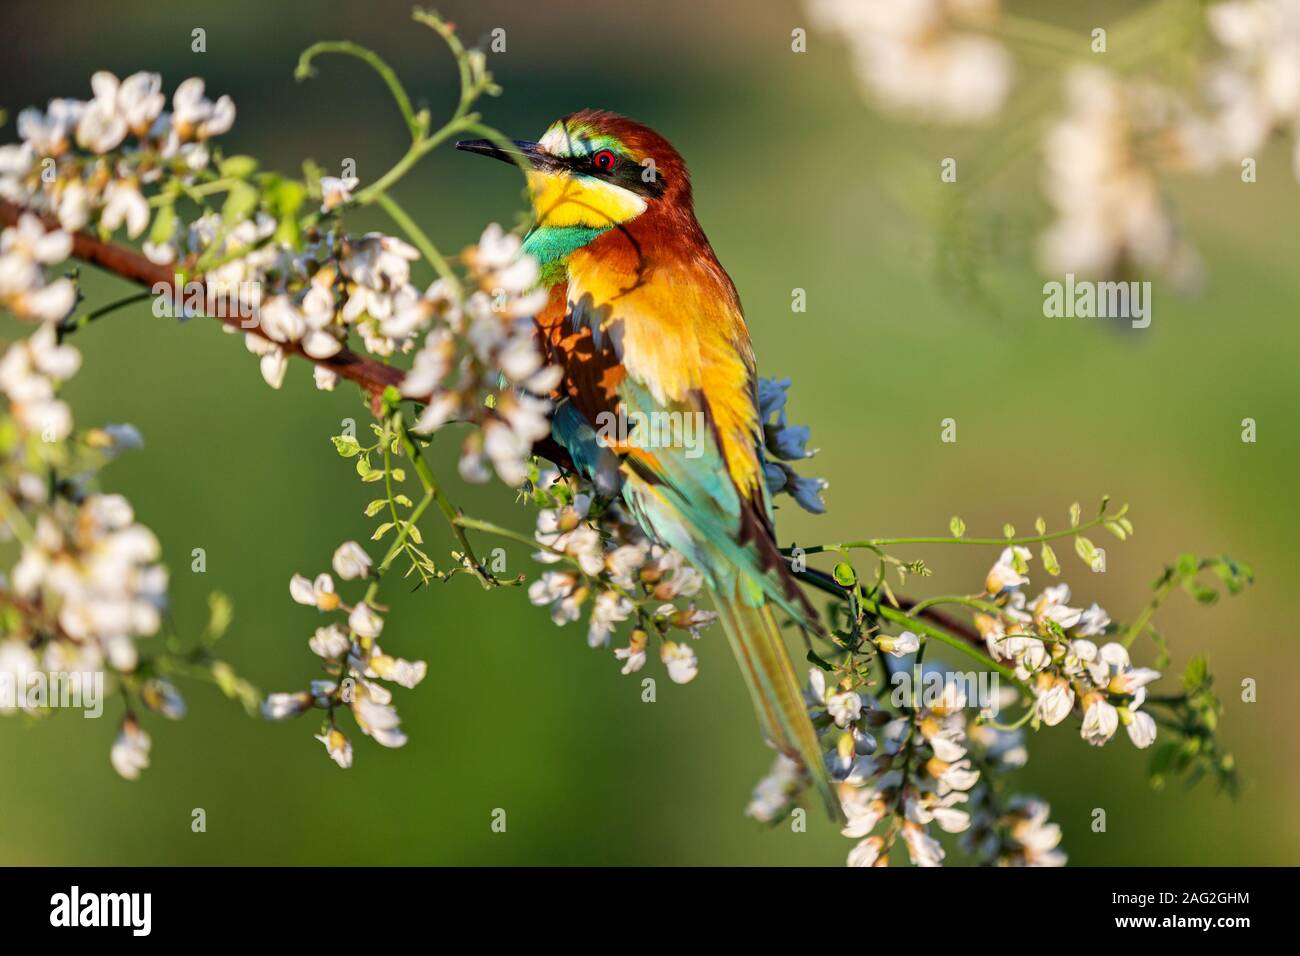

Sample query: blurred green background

[1,0,1295,865]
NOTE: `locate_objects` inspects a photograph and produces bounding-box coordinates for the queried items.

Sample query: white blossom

[332,541,372,581]
[110,719,151,780]
[660,640,698,684]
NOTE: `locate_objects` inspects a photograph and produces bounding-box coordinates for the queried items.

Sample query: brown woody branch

[0,198,580,467]
[0,199,405,403]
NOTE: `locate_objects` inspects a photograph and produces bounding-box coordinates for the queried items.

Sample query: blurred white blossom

[0,214,75,323]
[808,0,1013,124]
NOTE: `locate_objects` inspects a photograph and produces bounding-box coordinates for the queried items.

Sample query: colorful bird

[457,111,840,818]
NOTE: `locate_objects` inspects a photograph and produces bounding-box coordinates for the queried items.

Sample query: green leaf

[832,562,857,587]
[301,159,324,195]
[949,515,965,538]
[219,155,259,178]
[211,660,239,698]
[1183,655,1209,693]
[220,181,259,225]
[806,650,834,671]
[332,435,362,458]
[206,591,233,641]
[1211,556,1253,594]
[273,216,301,250]
[1182,579,1219,605]
[263,177,307,218]
[1149,741,1180,776]
[148,202,176,245]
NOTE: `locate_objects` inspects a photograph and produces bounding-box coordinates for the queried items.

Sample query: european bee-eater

[457,111,840,818]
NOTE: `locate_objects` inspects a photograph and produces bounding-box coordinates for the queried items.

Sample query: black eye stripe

[560,145,666,199]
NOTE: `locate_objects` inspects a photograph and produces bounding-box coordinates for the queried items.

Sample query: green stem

[374,192,459,292]
[907,594,1006,617]
[398,419,496,588]
[794,514,1111,555]
[353,116,483,205]
[453,513,643,605]
[453,514,541,554]
[983,705,1037,732]
[412,8,475,123]
[1121,573,1182,649]
[148,176,244,208]
[876,602,1020,684]
[295,41,424,141]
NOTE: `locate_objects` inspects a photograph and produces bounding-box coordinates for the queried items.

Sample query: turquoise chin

[522,224,611,267]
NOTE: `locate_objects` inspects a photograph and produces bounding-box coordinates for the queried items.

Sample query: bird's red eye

[592,149,617,172]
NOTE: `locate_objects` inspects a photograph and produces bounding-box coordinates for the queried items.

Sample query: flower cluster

[964,791,1066,867]
[7,493,167,676]
[0,72,234,237]
[237,227,433,393]
[1038,68,1204,289]
[746,668,1066,867]
[831,669,984,867]
[263,540,427,767]
[400,224,558,486]
[961,709,1064,866]
[811,1,1300,290]
[1204,0,1300,182]
[977,546,1160,749]
[1,73,558,490]
[0,289,177,779]
[807,0,1014,124]
[526,470,715,682]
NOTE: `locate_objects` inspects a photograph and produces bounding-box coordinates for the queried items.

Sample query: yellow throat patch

[526,169,647,229]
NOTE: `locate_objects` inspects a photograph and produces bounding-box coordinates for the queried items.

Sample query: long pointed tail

[710,589,843,821]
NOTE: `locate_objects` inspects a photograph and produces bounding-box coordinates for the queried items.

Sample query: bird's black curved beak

[455,139,554,171]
